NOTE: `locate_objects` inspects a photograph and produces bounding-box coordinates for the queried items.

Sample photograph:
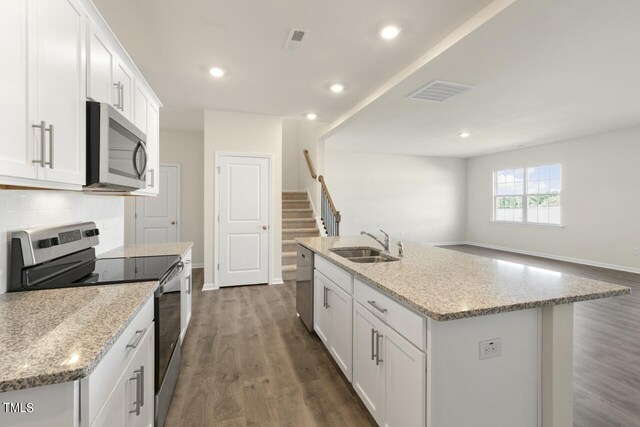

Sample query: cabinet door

[0,0,37,180]
[114,59,134,120]
[327,279,353,381]
[353,302,383,422]
[381,324,426,427]
[35,0,85,185]
[181,272,192,342]
[145,100,160,193]
[134,85,149,133]
[92,370,127,427]
[313,271,331,345]
[125,325,154,427]
[87,22,114,104]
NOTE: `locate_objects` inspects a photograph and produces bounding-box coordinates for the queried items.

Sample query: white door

[135,165,179,245]
[327,279,353,381]
[382,324,426,427]
[0,0,37,180]
[35,0,85,185]
[314,271,331,345]
[218,155,270,287]
[353,302,384,422]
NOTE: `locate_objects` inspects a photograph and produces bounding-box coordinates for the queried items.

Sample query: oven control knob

[85,228,100,237]
[38,237,59,248]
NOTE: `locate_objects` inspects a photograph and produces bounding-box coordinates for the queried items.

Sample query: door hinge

[217,263,220,270]
[134,213,137,219]
[216,166,220,173]
[217,215,220,223]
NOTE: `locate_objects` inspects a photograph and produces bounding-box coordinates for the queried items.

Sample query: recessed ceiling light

[330,83,344,93]
[380,25,401,40]
[459,131,471,138]
[209,67,225,78]
[306,113,317,120]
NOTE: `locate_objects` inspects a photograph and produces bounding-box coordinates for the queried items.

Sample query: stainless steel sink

[330,247,400,263]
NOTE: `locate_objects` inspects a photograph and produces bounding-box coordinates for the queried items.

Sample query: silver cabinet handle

[126,329,146,349]
[323,286,327,308]
[187,275,192,294]
[376,333,384,365]
[367,300,388,313]
[371,328,376,361]
[114,82,122,109]
[129,366,143,415]
[46,123,54,169]
[120,83,125,111]
[324,287,330,308]
[149,168,155,188]
[32,121,46,167]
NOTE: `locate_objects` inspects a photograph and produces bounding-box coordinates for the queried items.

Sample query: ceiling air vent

[407,80,474,102]
[284,28,309,50]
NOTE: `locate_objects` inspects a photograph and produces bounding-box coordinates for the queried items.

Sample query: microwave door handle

[138,141,148,178]
[132,142,142,178]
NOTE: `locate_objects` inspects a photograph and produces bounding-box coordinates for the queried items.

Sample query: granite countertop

[296,236,631,321]
[100,242,193,259]
[0,282,158,392]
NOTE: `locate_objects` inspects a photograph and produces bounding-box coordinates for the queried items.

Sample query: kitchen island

[296,236,630,427]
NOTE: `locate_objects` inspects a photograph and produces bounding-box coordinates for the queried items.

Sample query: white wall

[0,191,124,293]
[466,125,640,272]
[204,110,283,287]
[324,149,467,244]
[282,119,300,191]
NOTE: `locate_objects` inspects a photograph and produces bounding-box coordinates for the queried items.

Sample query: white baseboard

[271,277,284,285]
[424,241,467,247]
[202,282,218,291]
[465,241,640,274]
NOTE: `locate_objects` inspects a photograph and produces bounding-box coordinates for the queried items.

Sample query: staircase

[282,191,320,281]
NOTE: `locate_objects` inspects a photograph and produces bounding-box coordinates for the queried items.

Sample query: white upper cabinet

[34,0,86,186]
[0,0,36,180]
[0,0,162,191]
[132,90,159,196]
[115,59,134,121]
[87,22,115,105]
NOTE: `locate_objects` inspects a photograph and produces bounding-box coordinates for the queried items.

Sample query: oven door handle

[157,261,184,295]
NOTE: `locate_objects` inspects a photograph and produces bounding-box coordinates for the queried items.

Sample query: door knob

[171,221,177,225]
[262,225,269,230]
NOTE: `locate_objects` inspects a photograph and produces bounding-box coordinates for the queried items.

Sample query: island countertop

[296,236,631,321]
[0,282,158,393]
[100,242,193,259]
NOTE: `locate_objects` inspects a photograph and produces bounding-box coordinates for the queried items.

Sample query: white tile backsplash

[0,190,125,293]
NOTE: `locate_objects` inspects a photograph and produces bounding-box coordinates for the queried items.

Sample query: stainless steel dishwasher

[296,244,314,332]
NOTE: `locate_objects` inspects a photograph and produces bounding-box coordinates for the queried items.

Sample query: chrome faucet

[360,229,391,253]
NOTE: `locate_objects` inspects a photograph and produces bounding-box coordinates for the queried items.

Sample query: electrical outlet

[479,338,503,360]
[632,247,640,256]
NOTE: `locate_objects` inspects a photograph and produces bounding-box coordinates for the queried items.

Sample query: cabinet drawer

[354,278,426,350]
[81,296,154,426]
[315,256,353,294]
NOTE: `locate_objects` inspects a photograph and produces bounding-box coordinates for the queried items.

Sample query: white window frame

[492,164,563,227]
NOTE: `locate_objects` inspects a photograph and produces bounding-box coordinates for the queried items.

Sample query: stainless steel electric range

[8,222,183,427]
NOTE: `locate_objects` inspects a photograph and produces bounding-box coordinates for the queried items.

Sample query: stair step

[282,251,297,265]
[283,218,316,229]
[283,200,310,209]
[282,239,298,252]
[283,264,297,281]
[283,228,320,239]
[283,208,314,219]
[282,191,307,200]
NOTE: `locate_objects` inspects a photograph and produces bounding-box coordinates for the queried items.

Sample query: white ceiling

[324,0,640,157]
[92,0,493,130]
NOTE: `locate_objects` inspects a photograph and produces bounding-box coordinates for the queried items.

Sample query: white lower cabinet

[353,301,426,427]
[314,270,353,380]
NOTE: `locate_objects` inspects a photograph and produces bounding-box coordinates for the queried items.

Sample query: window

[494,164,561,225]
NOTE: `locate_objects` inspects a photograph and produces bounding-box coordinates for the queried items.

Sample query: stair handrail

[318,175,341,236]
[303,149,317,179]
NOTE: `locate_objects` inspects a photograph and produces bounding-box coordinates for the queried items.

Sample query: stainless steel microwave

[85,101,147,191]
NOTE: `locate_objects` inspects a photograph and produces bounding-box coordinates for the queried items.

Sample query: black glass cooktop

[21,250,180,291]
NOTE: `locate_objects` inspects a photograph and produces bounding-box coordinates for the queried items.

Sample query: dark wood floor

[165,268,374,427]
[167,245,640,427]
[446,245,640,427]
